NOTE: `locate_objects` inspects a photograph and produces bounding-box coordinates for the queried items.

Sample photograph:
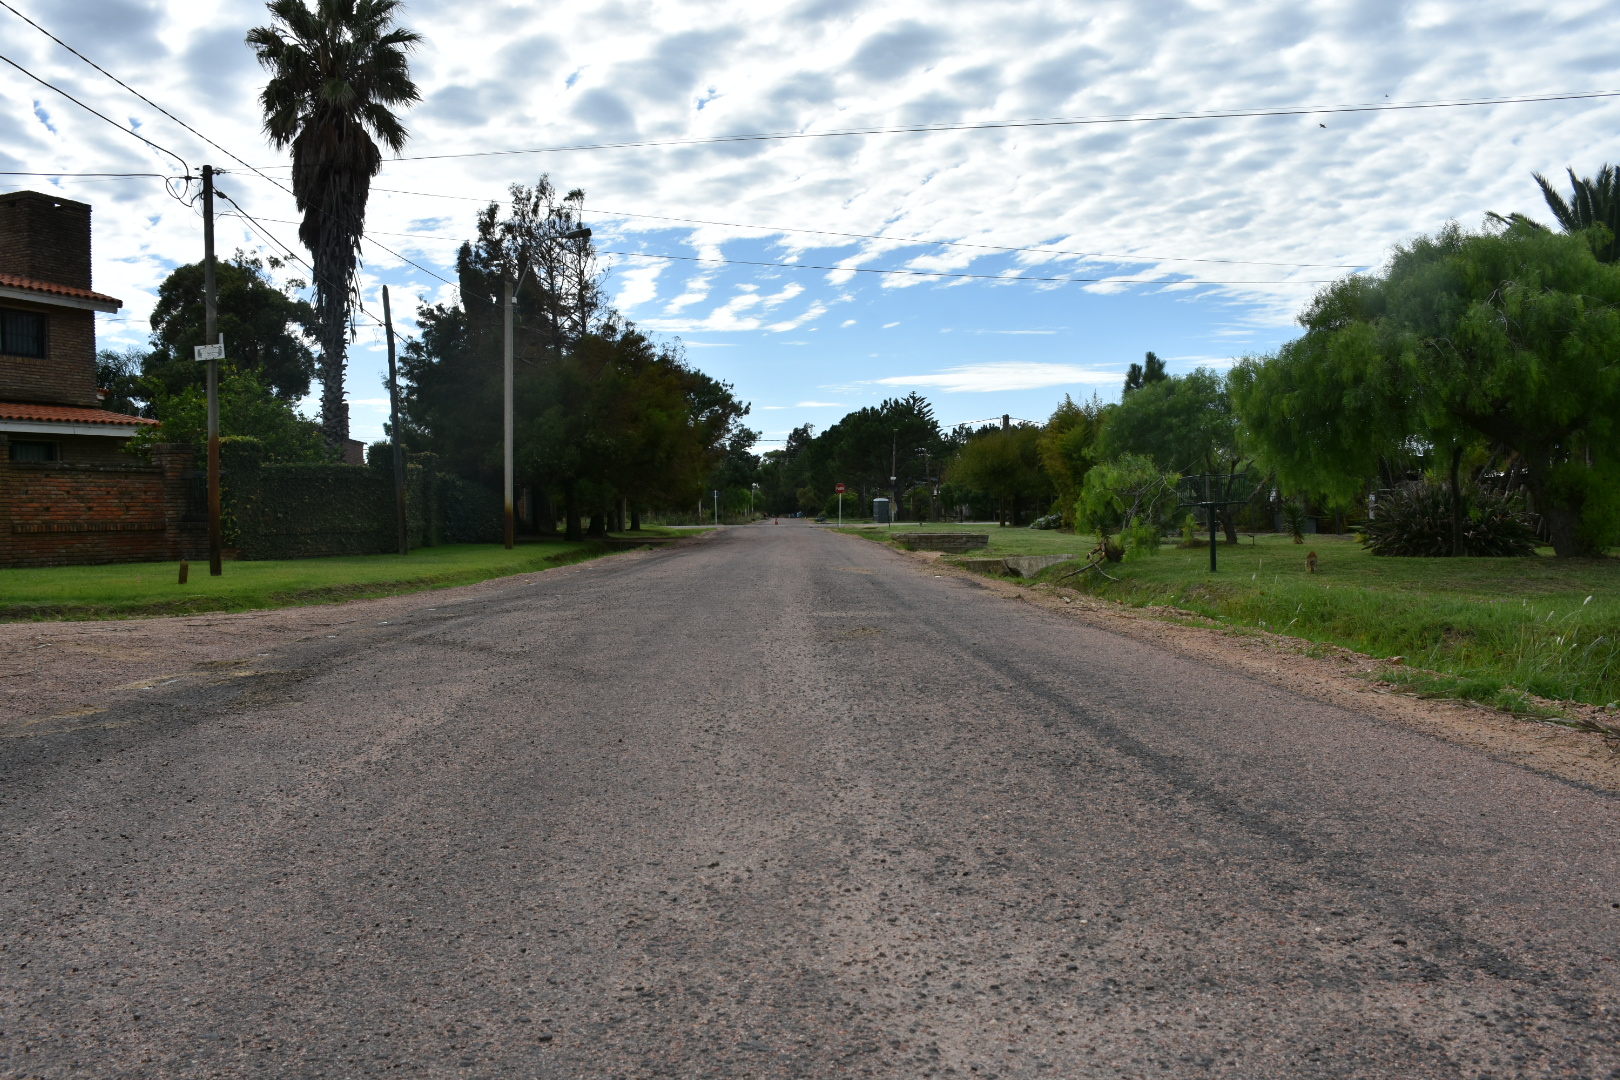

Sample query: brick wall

[0,438,198,568]
[0,300,99,406]
[0,191,93,289]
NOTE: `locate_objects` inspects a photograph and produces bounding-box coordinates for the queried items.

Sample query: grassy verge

[858,526,1620,711]
[0,538,654,621]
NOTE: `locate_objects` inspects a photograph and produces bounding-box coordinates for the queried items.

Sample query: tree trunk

[630,506,641,532]
[316,326,349,449]
[1522,468,1596,557]
[1449,445,1465,557]
[587,510,607,538]
[1221,506,1239,545]
[564,487,582,542]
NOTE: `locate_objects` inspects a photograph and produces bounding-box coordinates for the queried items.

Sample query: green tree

[95,348,146,416]
[1038,394,1103,530]
[1097,367,1251,541]
[142,253,316,401]
[1122,350,1167,395]
[1535,165,1620,263]
[946,425,1051,526]
[1232,220,1620,556]
[127,368,328,463]
[1075,454,1180,555]
[248,0,421,447]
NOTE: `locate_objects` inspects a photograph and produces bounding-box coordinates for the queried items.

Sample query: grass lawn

[855,525,1620,710]
[0,534,676,621]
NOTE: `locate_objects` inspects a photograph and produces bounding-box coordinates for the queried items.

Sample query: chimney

[0,190,93,289]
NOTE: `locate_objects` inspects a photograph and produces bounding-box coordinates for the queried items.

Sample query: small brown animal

[1306,550,1319,573]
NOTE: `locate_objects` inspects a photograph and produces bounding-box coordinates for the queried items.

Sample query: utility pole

[713,489,719,527]
[503,271,515,550]
[890,428,898,530]
[382,285,408,555]
[200,165,222,577]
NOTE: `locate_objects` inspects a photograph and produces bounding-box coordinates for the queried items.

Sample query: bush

[1281,500,1308,544]
[1028,513,1062,530]
[1360,481,1538,557]
[1076,455,1179,556]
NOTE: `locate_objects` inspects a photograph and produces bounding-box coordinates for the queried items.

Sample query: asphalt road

[3,523,1618,1079]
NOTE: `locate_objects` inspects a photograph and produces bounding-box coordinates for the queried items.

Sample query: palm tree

[1534,165,1620,263]
[247,0,421,448]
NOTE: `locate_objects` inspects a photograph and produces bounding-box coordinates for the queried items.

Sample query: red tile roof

[0,272,122,308]
[0,402,157,426]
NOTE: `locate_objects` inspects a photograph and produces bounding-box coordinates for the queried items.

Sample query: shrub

[1280,500,1308,544]
[1077,455,1179,557]
[1360,481,1538,557]
[1028,513,1062,530]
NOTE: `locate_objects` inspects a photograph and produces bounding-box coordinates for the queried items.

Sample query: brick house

[0,190,199,567]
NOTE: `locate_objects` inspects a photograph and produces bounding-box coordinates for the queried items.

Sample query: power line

[0,169,175,178]
[366,188,1363,269]
[595,248,1333,286]
[0,4,466,307]
[0,0,246,181]
[221,212,1334,285]
[214,193,385,329]
[0,50,190,176]
[255,89,1620,166]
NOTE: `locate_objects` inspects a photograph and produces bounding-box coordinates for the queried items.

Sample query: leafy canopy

[1232,220,1620,555]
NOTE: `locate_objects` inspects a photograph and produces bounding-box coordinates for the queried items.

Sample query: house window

[0,309,47,358]
[9,440,57,461]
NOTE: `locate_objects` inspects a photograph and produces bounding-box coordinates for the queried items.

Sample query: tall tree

[947,425,1052,527]
[248,0,421,447]
[142,252,317,402]
[1038,394,1104,530]
[1122,350,1168,395]
[1535,165,1620,263]
[1232,220,1620,557]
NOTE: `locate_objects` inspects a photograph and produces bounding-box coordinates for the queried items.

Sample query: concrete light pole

[383,286,407,554]
[503,271,514,549]
[199,164,222,577]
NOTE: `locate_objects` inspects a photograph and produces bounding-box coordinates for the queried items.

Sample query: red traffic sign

[835,483,846,493]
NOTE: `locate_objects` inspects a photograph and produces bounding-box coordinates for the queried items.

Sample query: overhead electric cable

[0,50,189,175]
[596,248,1333,286]
[0,0,247,182]
[0,169,175,178]
[0,6,466,304]
[367,190,1367,268]
[215,193,386,328]
[253,89,1620,166]
[223,212,1332,285]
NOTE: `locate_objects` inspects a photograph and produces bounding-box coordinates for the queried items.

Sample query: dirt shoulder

[0,546,665,732]
[887,543,1620,794]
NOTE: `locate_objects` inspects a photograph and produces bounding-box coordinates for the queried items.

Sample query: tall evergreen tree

[1534,165,1620,263]
[248,0,421,447]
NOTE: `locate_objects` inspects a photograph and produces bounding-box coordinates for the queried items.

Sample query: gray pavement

[2,521,1618,1079]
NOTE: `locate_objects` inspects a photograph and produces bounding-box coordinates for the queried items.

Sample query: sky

[5,0,1619,450]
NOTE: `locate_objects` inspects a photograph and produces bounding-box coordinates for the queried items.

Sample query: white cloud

[34,0,1620,442]
[796,401,845,407]
[872,362,1121,394]
[841,319,857,327]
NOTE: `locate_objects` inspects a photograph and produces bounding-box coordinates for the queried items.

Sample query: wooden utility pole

[382,285,408,555]
[503,271,515,549]
[200,165,222,577]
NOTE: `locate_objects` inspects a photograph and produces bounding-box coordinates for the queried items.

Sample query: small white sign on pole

[194,342,225,361]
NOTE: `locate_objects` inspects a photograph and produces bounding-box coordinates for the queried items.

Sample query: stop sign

[835,483,846,493]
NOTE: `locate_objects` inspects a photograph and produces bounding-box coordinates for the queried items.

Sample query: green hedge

[219,439,501,560]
